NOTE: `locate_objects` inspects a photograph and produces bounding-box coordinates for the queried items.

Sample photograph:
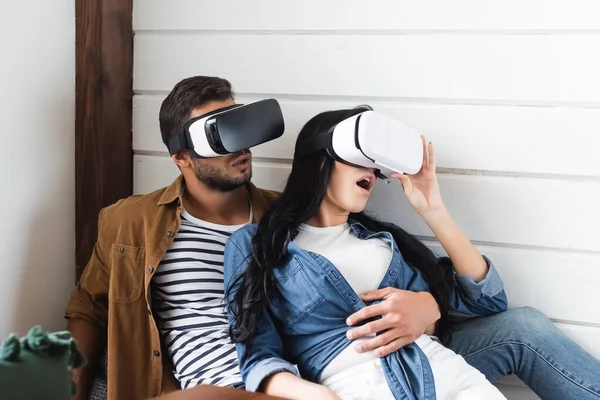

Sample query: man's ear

[171,150,192,169]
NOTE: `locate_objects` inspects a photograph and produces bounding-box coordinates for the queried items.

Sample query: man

[66,76,600,400]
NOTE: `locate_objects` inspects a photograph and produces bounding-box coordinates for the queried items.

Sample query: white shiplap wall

[132,2,600,398]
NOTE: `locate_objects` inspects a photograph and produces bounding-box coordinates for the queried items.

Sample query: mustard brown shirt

[65,175,279,400]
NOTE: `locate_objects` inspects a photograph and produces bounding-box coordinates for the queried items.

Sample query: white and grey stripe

[152,209,251,389]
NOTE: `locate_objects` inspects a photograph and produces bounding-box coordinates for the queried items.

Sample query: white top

[293,222,393,381]
[152,206,252,389]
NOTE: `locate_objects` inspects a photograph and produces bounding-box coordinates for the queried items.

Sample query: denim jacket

[224,220,508,400]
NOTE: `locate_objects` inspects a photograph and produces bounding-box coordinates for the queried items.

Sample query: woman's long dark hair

[228,108,454,357]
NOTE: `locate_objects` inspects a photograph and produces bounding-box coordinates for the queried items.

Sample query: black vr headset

[295,105,424,179]
[168,98,285,158]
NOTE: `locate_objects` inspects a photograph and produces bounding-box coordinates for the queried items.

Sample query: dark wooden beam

[75,0,133,280]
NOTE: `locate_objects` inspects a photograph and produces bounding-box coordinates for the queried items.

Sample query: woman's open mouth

[356,173,376,193]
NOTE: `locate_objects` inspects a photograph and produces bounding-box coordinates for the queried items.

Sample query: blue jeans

[448,307,600,399]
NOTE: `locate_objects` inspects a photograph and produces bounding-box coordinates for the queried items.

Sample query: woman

[224,107,508,400]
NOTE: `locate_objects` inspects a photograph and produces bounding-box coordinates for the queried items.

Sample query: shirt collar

[348,219,370,237]
[157,175,185,206]
[156,174,270,223]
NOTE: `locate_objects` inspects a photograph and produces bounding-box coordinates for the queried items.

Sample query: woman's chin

[347,202,368,214]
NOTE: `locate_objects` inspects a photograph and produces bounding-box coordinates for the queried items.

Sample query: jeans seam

[463,340,600,397]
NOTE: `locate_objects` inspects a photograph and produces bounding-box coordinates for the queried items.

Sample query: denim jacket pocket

[108,244,145,304]
[270,257,325,328]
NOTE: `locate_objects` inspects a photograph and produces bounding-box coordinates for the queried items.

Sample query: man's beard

[193,160,252,192]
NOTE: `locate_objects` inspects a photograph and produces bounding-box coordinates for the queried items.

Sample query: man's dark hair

[159,76,234,147]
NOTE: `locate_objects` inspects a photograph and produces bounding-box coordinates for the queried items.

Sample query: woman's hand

[395,136,489,281]
[393,136,445,218]
[262,372,342,400]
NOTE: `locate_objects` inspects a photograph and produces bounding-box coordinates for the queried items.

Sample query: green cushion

[0,326,86,400]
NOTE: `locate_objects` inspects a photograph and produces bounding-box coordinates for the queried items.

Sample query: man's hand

[345,288,440,357]
[68,318,105,400]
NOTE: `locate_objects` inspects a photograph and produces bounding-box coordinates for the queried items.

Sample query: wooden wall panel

[75,0,133,280]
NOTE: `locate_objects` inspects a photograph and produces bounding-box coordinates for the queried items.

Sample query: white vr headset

[168,98,285,158]
[295,105,424,179]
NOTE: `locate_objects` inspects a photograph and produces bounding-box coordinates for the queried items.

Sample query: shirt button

[117,247,124,254]
[166,231,174,238]
[153,350,160,357]
[147,266,154,274]
[148,309,152,316]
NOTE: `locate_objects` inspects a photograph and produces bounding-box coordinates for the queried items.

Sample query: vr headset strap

[168,131,204,158]
[294,131,333,158]
[168,131,188,156]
